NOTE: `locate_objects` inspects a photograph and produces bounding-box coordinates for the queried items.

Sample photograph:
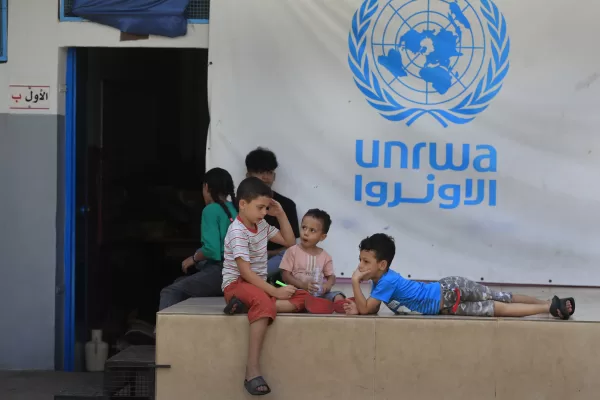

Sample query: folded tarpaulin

[72,0,190,38]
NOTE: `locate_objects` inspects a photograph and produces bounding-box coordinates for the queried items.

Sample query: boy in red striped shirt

[222,177,308,396]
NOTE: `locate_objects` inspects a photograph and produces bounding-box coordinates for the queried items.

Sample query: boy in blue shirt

[343,233,575,320]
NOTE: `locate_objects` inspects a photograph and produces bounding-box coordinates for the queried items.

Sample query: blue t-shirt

[370,269,441,315]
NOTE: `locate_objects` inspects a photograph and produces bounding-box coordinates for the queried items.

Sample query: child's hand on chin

[352,268,368,283]
[343,300,359,315]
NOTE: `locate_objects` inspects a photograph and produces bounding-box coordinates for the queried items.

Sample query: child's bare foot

[343,300,359,315]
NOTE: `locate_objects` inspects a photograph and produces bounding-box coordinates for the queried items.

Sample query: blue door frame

[63,47,78,371]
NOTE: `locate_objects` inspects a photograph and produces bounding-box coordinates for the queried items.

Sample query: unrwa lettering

[355,140,497,172]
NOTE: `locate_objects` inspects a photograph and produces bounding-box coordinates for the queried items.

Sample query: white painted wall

[0,0,209,115]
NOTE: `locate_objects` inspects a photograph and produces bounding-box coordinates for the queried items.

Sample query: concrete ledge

[156,298,600,400]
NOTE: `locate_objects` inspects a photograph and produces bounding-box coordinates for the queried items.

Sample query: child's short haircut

[245,147,278,173]
[359,233,396,269]
[236,177,273,204]
[304,209,332,233]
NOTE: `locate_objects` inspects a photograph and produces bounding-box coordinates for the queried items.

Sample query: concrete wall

[157,299,600,400]
[0,0,208,370]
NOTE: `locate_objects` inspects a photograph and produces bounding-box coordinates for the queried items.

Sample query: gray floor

[0,371,102,400]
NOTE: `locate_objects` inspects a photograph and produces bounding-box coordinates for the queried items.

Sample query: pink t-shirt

[279,244,334,286]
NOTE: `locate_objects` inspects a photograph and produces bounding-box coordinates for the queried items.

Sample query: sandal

[223,297,248,315]
[566,297,576,315]
[549,296,573,320]
[244,375,271,396]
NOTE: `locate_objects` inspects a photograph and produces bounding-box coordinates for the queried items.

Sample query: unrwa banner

[207,0,600,286]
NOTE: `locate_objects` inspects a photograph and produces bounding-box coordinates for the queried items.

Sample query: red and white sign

[9,85,50,110]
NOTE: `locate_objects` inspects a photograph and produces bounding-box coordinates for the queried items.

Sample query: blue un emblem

[348,0,510,127]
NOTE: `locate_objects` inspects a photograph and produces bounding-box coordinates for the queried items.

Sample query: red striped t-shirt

[222,217,279,290]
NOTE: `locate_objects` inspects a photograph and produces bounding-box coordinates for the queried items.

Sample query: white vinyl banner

[207,0,600,286]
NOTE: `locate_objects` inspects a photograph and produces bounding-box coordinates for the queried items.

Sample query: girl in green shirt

[158,168,238,311]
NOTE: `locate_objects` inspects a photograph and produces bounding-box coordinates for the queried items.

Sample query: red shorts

[223,278,309,323]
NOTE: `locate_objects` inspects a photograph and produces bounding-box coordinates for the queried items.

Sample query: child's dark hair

[304,209,332,233]
[236,177,273,204]
[245,147,278,173]
[359,234,396,269]
[203,168,236,222]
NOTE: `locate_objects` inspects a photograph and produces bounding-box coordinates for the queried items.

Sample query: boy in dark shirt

[245,147,300,276]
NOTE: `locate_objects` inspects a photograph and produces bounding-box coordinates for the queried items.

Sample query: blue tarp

[72,0,190,38]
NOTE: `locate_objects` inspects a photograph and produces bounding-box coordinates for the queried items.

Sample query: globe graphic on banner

[371,0,486,106]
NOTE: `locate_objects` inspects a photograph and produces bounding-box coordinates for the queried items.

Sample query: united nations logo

[348,0,510,127]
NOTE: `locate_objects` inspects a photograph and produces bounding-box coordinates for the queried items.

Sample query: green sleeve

[199,205,222,261]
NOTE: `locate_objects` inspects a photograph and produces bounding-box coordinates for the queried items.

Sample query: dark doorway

[73,47,209,369]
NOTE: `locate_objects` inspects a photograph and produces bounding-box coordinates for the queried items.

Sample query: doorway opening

[70,47,209,369]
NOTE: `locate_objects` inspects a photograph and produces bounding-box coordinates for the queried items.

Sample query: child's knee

[251,292,276,311]
[159,286,170,296]
[160,284,177,298]
[333,294,345,302]
[283,290,310,312]
[248,299,277,323]
[491,291,513,303]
